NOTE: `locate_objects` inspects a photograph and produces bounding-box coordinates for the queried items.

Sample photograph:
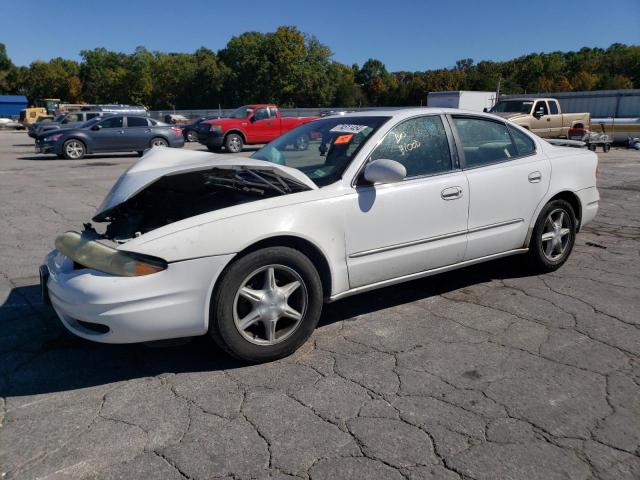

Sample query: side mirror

[364,159,407,184]
[249,116,256,123]
[483,107,489,113]
[91,124,101,131]
[534,110,544,118]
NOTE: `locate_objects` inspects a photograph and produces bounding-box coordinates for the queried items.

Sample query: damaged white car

[42,109,599,362]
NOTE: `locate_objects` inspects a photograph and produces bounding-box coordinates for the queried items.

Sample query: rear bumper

[169,136,185,148]
[577,186,599,229]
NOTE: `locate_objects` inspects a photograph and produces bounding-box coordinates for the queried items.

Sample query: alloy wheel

[151,138,168,147]
[65,141,84,159]
[295,135,309,150]
[541,208,572,261]
[228,136,242,153]
[233,265,307,346]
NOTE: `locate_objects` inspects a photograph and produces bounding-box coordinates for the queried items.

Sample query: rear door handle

[528,171,542,183]
[441,186,463,200]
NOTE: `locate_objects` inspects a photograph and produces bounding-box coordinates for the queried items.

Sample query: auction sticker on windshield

[330,124,369,134]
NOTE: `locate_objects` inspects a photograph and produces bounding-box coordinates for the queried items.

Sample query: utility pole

[496,76,502,102]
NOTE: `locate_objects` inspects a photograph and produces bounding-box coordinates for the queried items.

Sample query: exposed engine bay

[91,167,306,243]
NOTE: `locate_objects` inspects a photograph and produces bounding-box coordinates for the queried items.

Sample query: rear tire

[186,130,198,142]
[224,133,244,153]
[209,247,323,363]
[294,134,310,151]
[150,137,168,148]
[62,139,86,160]
[603,143,611,153]
[527,199,576,273]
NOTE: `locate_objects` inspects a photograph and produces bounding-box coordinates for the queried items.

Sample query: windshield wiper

[204,167,306,195]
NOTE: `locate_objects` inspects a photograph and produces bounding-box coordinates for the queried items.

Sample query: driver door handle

[441,186,463,200]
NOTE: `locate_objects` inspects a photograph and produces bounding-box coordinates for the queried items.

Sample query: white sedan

[43,109,599,362]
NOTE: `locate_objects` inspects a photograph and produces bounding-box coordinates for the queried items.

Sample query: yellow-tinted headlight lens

[55,231,167,277]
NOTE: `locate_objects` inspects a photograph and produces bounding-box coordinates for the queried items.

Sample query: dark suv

[31,111,110,138]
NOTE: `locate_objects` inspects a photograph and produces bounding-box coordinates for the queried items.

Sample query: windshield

[251,116,390,187]
[228,106,253,119]
[490,100,534,114]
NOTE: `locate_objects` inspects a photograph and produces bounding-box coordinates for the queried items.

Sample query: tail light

[171,127,182,134]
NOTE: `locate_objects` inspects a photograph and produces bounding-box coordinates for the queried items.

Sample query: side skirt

[327,248,529,303]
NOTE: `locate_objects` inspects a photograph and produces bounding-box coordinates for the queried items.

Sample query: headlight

[45,133,63,142]
[55,231,167,277]
[209,125,222,133]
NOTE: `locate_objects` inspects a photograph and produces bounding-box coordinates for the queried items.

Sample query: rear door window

[453,117,517,167]
[549,101,559,115]
[127,116,149,127]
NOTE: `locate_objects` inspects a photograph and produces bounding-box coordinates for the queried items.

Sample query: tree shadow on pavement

[0,257,531,397]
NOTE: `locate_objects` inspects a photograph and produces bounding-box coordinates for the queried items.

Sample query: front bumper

[35,139,61,154]
[197,131,224,148]
[45,249,234,343]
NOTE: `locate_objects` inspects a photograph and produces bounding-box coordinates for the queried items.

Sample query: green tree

[0,42,14,93]
[356,59,397,105]
[572,71,599,91]
[26,58,82,102]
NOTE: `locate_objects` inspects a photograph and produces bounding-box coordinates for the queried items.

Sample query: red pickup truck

[196,104,318,153]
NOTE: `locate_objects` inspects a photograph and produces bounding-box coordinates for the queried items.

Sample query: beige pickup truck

[488,98,590,138]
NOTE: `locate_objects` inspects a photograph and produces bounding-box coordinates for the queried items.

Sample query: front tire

[224,133,244,153]
[62,139,86,160]
[527,199,576,273]
[209,247,323,363]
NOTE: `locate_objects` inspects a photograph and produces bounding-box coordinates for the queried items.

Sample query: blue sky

[2,0,639,71]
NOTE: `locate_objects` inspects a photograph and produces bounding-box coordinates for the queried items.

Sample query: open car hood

[93,147,318,221]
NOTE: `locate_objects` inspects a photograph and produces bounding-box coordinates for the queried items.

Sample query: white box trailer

[427,91,497,112]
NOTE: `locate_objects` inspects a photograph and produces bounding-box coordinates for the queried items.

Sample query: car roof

[330,107,504,120]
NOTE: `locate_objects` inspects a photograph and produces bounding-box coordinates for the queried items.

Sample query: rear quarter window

[508,125,536,156]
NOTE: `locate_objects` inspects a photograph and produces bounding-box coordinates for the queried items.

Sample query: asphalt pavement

[0,130,639,479]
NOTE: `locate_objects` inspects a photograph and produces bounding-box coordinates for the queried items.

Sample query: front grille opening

[76,320,110,334]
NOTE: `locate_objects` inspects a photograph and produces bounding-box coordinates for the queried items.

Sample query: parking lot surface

[0,130,639,479]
